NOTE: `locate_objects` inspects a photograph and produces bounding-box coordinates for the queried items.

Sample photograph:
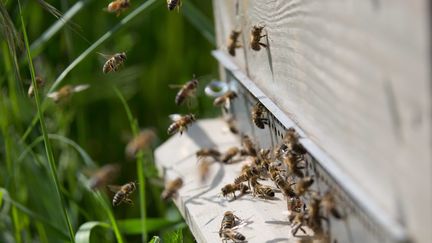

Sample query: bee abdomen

[113,191,125,206]
[167,123,179,135]
[234,174,247,184]
[167,0,179,10]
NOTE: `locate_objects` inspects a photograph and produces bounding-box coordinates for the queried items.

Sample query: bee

[284,153,305,178]
[196,148,221,161]
[28,76,45,97]
[320,191,344,219]
[89,164,120,190]
[293,176,314,197]
[270,170,296,198]
[108,181,137,206]
[106,0,130,16]
[161,177,183,201]
[167,114,196,135]
[234,166,259,185]
[167,0,181,11]
[284,128,307,155]
[198,159,212,183]
[288,212,307,236]
[305,195,324,234]
[125,129,157,159]
[220,228,246,242]
[251,179,275,199]
[250,25,267,51]
[226,116,239,134]
[227,30,242,56]
[221,147,240,163]
[221,183,249,199]
[241,134,257,157]
[251,102,268,129]
[171,76,199,106]
[219,211,241,236]
[47,84,90,103]
[213,91,238,112]
[287,196,303,213]
[102,52,127,73]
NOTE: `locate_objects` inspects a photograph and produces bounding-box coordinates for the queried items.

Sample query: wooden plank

[214,1,431,242]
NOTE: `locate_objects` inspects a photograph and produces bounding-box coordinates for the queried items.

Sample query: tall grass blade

[183,2,215,45]
[18,1,75,242]
[113,86,147,242]
[117,218,181,235]
[75,221,110,243]
[31,0,91,56]
[149,236,161,243]
[94,192,124,243]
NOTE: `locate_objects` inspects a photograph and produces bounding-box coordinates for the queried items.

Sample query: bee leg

[124,198,134,205]
[259,42,267,48]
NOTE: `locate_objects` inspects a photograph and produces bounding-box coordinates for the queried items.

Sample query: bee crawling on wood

[293,176,314,197]
[251,102,268,129]
[220,228,246,243]
[234,165,259,186]
[284,127,307,155]
[288,211,308,236]
[227,30,242,56]
[106,0,130,16]
[167,0,181,11]
[250,25,267,51]
[219,211,242,237]
[108,181,137,206]
[170,75,199,106]
[241,134,257,157]
[100,52,127,74]
[161,177,183,201]
[167,114,196,135]
[226,116,239,134]
[250,177,275,199]
[320,191,344,220]
[220,183,249,199]
[47,84,90,103]
[213,90,238,112]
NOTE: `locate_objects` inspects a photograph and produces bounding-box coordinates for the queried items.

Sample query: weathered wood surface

[155,119,315,243]
[213,0,431,242]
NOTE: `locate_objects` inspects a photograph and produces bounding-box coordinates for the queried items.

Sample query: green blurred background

[0,0,218,242]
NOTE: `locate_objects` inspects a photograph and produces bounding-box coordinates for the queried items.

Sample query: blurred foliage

[0,0,217,242]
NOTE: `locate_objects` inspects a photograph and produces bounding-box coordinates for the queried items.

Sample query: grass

[0,0,216,242]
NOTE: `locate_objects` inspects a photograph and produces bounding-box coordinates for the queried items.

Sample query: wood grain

[214,0,431,242]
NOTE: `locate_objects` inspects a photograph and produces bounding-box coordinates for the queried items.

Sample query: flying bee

[89,164,120,190]
[167,114,196,135]
[320,191,344,219]
[28,76,45,97]
[241,134,257,157]
[220,183,249,199]
[250,25,267,51]
[170,75,199,106]
[167,0,181,11]
[125,129,157,159]
[219,211,241,237]
[294,176,314,197]
[47,84,90,103]
[221,147,240,163]
[106,0,130,16]
[213,91,238,112]
[271,171,296,198]
[108,181,137,206]
[226,116,239,134]
[101,52,127,73]
[196,148,221,161]
[227,30,242,56]
[198,159,212,183]
[220,228,246,243]
[161,177,183,201]
[251,102,268,129]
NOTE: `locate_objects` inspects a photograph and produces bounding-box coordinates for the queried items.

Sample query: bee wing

[168,84,184,89]
[169,114,182,122]
[47,91,59,99]
[96,52,113,59]
[73,84,90,93]
[107,185,122,192]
